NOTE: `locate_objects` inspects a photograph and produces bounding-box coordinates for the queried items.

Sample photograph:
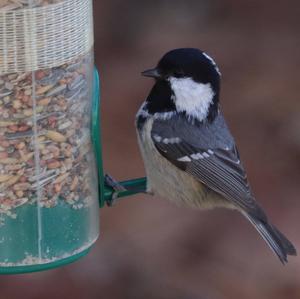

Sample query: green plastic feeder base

[0,199,99,274]
[0,247,92,275]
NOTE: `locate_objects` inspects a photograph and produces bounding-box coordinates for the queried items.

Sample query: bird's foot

[104,174,127,206]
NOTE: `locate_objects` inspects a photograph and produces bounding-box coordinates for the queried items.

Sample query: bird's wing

[151,113,266,220]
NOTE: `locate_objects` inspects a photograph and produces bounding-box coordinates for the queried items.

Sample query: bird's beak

[141,68,161,79]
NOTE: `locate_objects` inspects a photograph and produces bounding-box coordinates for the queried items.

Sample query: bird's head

[142,48,221,122]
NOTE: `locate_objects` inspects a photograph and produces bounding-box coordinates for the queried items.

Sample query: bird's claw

[104,174,127,206]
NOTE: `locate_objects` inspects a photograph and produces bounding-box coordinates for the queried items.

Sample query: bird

[135,48,296,264]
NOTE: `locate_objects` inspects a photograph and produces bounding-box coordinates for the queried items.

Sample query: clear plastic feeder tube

[0,0,99,269]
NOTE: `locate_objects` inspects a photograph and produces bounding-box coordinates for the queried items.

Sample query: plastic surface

[0,248,91,275]
[0,0,99,271]
[0,65,100,273]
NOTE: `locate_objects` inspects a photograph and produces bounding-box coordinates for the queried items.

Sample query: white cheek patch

[169,77,215,122]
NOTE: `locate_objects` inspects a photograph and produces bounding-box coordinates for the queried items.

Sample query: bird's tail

[243,213,297,264]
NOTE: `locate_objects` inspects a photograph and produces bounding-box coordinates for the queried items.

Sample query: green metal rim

[0,246,93,275]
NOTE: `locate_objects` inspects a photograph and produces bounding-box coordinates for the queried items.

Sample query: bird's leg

[104,174,127,206]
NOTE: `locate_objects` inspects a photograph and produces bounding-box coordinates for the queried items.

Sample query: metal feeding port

[0,0,146,274]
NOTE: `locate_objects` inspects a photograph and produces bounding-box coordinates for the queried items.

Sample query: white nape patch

[177,156,192,162]
[169,77,215,122]
[202,52,221,76]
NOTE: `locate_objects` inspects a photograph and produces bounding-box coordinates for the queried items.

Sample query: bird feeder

[0,0,146,274]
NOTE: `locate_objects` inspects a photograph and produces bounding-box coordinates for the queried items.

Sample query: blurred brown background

[1,0,300,298]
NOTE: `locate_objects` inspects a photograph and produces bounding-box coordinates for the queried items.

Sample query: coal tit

[136,48,296,263]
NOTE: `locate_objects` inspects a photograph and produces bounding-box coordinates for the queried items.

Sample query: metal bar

[103,177,147,203]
